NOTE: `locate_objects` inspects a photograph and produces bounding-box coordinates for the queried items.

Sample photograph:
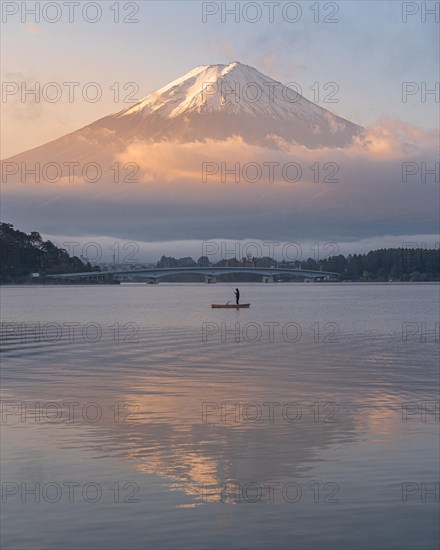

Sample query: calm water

[1,283,439,550]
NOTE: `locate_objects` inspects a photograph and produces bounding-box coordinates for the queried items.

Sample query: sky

[1,0,439,259]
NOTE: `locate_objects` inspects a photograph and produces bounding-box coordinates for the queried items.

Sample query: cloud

[2,118,438,244]
[207,36,236,61]
[40,233,440,265]
[257,51,306,81]
[351,117,439,158]
[22,24,42,35]
[1,70,46,121]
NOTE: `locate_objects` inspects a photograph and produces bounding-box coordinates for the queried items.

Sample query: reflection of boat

[211,304,250,309]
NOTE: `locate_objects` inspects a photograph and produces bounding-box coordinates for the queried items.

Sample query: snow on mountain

[3,61,363,165]
[112,61,362,143]
[118,61,332,122]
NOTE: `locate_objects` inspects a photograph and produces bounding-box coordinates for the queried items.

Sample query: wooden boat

[211,303,250,309]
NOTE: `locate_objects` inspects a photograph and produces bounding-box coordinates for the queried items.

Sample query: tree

[0,222,97,282]
[197,256,211,266]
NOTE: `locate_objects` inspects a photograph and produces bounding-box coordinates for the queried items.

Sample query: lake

[1,283,439,549]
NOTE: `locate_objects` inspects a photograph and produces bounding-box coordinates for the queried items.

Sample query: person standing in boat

[235,288,240,305]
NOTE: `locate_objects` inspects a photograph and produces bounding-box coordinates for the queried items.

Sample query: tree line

[156,247,439,282]
[1,222,438,283]
[0,222,98,283]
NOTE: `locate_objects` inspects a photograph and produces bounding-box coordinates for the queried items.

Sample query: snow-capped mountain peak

[117,61,338,125]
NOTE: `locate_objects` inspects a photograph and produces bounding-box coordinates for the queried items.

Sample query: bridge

[46,266,339,284]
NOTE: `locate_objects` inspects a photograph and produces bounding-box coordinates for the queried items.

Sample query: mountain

[3,62,363,167]
[113,61,362,147]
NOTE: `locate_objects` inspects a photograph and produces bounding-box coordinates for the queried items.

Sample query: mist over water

[1,283,439,549]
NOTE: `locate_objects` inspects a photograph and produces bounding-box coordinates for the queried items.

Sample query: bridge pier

[204,275,217,284]
[262,276,274,283]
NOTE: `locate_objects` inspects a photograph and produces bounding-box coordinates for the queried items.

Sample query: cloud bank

[2,118,438,245]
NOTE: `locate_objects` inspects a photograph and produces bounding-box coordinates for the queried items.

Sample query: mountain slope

[4,61,363,166]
